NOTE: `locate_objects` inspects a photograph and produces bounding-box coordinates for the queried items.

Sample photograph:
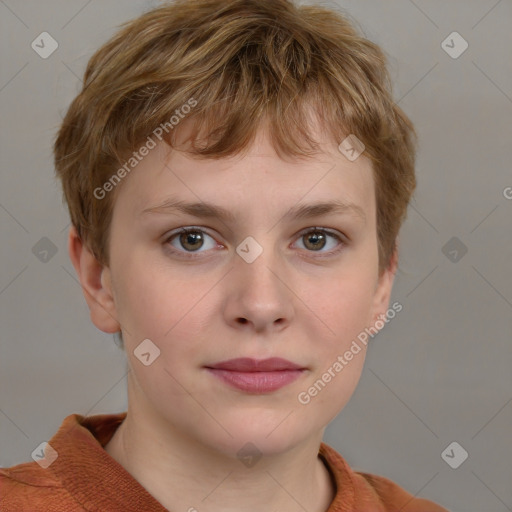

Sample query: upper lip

[205,357,304,372]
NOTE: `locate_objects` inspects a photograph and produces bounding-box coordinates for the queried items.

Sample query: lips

[204,358,306,393]
[205,357,304,372]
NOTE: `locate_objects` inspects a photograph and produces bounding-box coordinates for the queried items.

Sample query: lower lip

[206,369,304,393]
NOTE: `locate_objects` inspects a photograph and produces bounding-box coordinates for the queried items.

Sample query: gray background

[0,1,511,511]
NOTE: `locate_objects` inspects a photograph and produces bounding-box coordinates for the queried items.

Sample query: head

[55,0,416,457]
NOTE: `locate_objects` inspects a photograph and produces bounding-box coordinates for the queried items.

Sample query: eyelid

[295,226,346,242]
[164,227,220,258]
[163,225,347,258]
[292,227,346,257]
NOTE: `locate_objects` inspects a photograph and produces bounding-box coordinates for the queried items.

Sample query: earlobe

[67,225,120,334]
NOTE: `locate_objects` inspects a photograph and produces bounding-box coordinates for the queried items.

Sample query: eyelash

[163,226,346,259]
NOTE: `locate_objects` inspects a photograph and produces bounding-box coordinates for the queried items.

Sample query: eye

[164,226,346,259]
[293,227,345,255]
[165,227,218,257]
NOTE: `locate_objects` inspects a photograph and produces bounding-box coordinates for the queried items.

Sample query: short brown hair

[54,0,417,276]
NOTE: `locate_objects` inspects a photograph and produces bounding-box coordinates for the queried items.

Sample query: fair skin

[68,120,397,512]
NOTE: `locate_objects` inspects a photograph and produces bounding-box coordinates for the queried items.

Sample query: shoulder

[319,442,449,512]
[1,411,130,511]
[0,462,80,511]
[354,471,449,511]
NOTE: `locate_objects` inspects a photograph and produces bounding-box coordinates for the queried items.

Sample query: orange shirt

[0,412,448,511]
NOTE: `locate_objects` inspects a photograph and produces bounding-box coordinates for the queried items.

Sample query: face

[74,122,396,458]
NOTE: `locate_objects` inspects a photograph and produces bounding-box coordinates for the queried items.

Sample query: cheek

[297,287,372,422]
[115,267,209,408]
[312,237,378,327]
[304,267,377,347]
[115,262,214,373]
[294,263,378,413]
[115,259,197,334]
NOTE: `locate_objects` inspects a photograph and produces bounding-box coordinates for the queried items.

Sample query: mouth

[204,358,307,393]
[206,357,305,372]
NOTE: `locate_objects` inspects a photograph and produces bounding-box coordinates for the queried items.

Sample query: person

[0,0,449,510]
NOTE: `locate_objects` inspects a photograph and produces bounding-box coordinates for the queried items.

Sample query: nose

[222,240,295,334]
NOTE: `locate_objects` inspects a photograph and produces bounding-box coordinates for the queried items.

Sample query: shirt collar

[47,412,355,511]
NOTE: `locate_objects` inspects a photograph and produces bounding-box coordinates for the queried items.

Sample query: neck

[104,379,335,512]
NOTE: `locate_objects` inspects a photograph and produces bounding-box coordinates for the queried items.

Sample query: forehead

[112,127,376,227]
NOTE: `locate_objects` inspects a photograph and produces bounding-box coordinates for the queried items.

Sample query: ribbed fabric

[0,412,448,511]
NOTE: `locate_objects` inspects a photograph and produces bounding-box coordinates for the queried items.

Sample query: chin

[206,416,311,460]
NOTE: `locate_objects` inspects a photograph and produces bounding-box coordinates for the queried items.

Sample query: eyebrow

[140,196,366,224]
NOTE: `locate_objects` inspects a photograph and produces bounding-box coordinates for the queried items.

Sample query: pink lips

[205,357,306,393]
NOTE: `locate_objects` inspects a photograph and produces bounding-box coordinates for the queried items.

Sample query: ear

[67,225,120,334]
[369,240,399,327]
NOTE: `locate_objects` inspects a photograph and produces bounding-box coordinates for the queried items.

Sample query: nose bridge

[234,232,283,292]
[227,232,294,327]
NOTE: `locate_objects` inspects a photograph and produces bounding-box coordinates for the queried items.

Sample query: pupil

[307,232,325,250]
[182,231,202,250]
